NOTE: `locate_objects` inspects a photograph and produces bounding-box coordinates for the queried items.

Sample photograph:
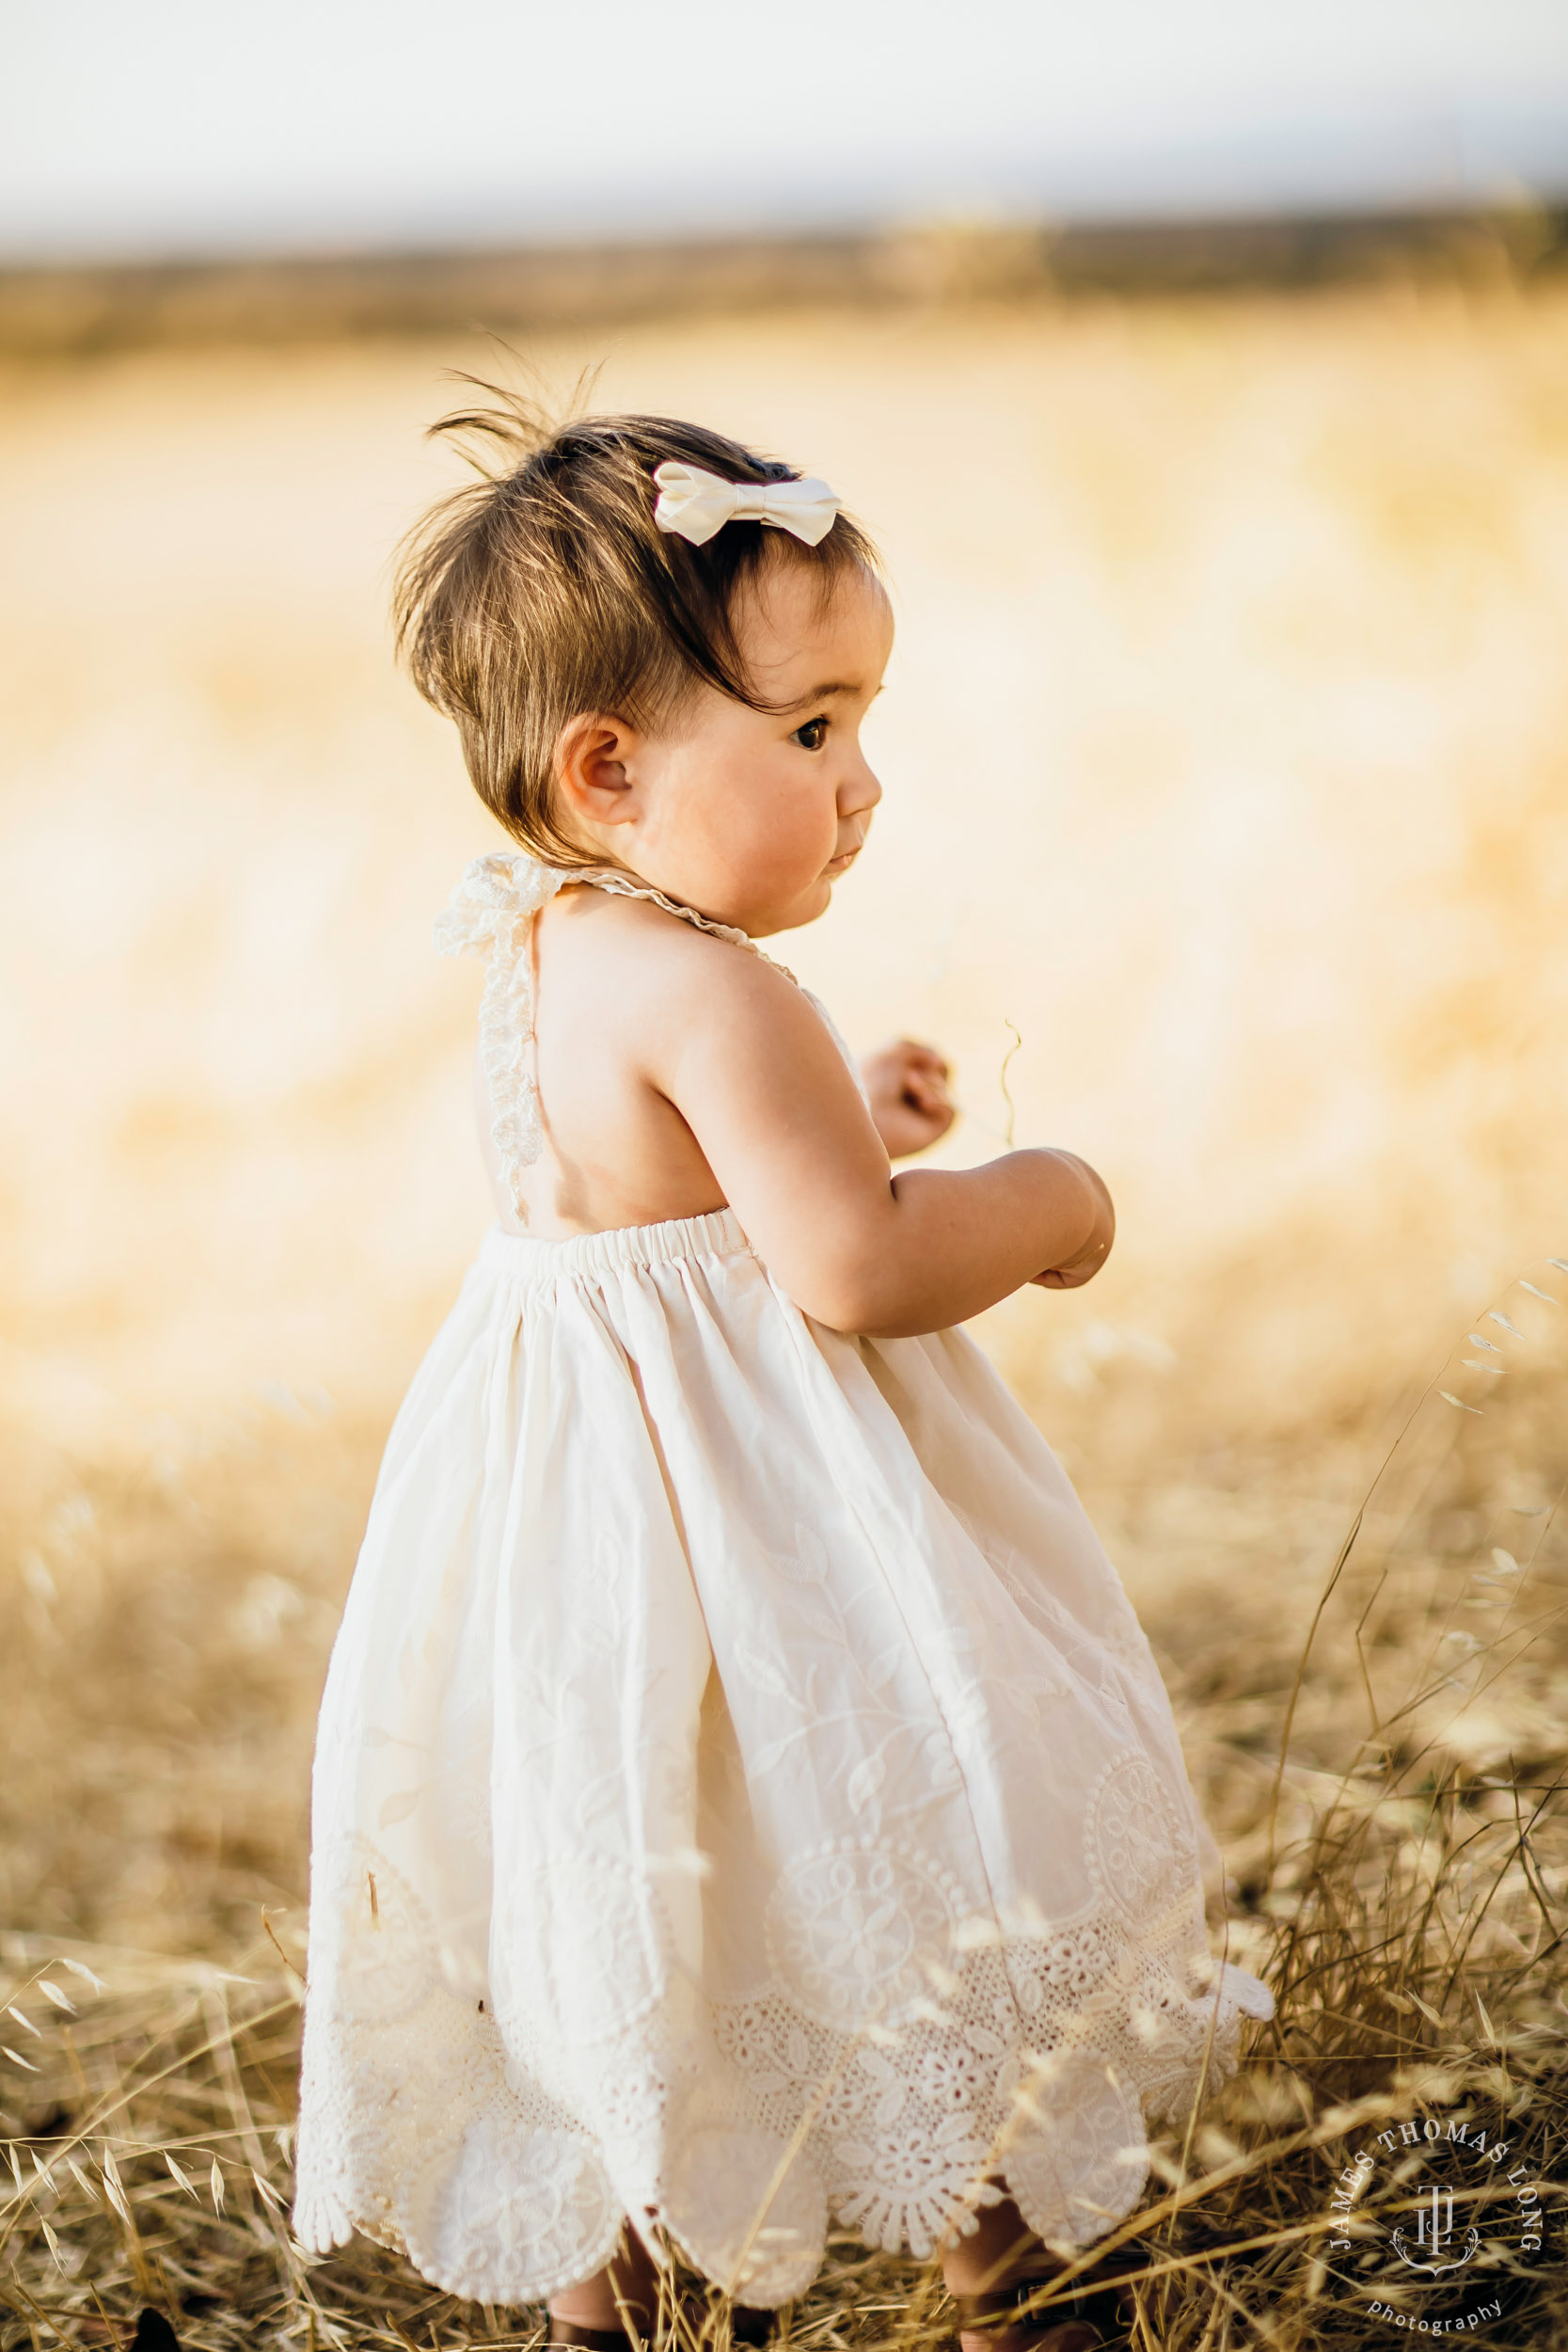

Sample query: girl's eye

[791,717,829,752]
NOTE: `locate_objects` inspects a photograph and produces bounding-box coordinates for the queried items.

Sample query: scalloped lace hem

[292,1877,1271,2308]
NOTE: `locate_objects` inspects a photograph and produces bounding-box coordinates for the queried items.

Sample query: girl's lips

[825,845,862,875]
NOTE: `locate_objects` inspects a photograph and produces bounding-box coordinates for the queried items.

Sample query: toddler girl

[293,403,1270,2352]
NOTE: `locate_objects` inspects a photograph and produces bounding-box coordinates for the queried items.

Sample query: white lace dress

[292,853,1271,2309]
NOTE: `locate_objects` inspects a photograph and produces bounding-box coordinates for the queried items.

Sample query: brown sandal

[728,2309,778,2346]
[951,2270,1134,2349]
[687,2298,781,2346]
[545,2302,780,2349]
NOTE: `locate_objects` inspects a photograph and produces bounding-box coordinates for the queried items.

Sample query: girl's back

[487,889,731,1237]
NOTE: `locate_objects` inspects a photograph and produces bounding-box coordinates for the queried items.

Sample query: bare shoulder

[544,885,813,1038]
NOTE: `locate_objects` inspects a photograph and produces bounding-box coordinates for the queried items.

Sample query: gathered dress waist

[477,1206,751,1287]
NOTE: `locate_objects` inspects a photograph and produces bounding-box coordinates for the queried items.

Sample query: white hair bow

[652,460,841,548]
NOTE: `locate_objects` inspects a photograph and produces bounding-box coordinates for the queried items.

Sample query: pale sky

[4,0,1567,262]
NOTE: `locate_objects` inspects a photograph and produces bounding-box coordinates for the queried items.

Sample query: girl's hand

[861,1039,955,1159]
[1030,1155,1116,1289]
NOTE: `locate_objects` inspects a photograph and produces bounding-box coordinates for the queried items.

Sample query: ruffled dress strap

[436,851,868,1218]
[574,865,759,954]
[435,852,566,1220]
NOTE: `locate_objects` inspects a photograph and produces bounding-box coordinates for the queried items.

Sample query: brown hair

[393,387,880,866]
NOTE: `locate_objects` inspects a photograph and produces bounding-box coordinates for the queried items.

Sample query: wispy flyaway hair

[393,388,879,866]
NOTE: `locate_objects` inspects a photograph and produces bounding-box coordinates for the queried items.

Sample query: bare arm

[648,934,1113,1338]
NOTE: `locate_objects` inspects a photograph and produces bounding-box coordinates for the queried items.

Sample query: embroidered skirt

[293,1211,1270,2304]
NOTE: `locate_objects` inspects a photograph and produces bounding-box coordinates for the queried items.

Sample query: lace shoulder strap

[437,851,866,1218]
[576,865,757,954]
[436,853,566,1219]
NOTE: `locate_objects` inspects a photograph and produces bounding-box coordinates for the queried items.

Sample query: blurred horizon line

[3,199,1565,358]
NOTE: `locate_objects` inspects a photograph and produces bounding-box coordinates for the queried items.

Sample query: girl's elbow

[784,1254,908,1338]
[797,1280,894,1336]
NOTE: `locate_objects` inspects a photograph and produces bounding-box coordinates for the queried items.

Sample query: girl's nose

[841,755,882,821]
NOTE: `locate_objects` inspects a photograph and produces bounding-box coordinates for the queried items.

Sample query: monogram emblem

[1389,2181,1481,2276]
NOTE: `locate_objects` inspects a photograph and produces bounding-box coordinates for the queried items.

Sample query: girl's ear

[553,711,641,841]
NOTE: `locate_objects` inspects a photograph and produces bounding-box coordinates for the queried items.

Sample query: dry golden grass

[5,275,1568,2344]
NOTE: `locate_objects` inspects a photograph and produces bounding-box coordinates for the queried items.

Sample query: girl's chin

[749,879,833,937]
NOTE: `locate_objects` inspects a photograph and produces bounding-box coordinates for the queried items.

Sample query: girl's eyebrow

[784,679,882,710]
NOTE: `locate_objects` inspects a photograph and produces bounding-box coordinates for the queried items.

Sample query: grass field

[2,273,1567,2345]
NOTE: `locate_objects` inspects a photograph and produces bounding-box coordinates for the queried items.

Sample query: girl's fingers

[862,1041,955,1153]
[907,1096,955,1135]
[879,1038,949,1077]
